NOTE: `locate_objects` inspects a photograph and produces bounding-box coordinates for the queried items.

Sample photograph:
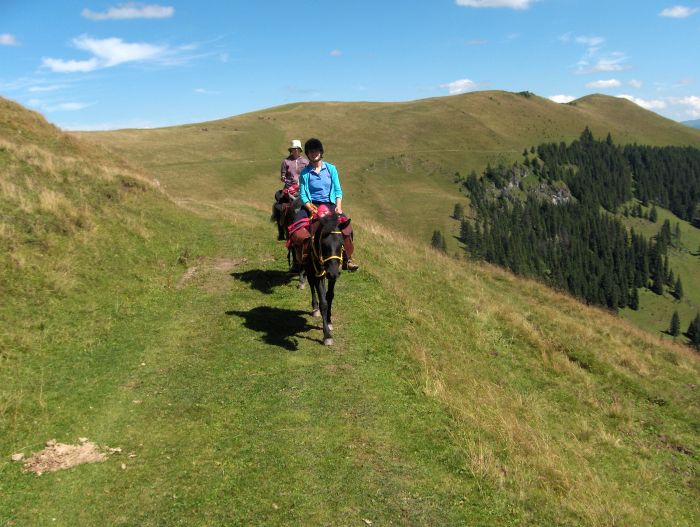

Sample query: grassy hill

[78,90,700,249]
[79,90,700,339]
[2,95,700,526]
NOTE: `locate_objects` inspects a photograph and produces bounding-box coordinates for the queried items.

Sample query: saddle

[286,214,354,264]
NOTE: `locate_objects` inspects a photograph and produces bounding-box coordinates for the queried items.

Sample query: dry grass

[359,219,700,526]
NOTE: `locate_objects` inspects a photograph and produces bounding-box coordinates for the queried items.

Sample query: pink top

[280,155,309,188]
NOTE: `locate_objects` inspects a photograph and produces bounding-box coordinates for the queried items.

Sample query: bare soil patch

[21,439,114,475]
[176,256,247,289]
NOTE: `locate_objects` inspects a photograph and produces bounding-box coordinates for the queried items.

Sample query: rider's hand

[336,207,343,215]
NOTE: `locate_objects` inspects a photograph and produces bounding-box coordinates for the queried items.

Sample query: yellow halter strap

[311,230,344,278]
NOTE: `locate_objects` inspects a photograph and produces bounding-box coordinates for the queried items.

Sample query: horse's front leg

[308,273,320,317]
[298,267,306,290]
[314,277,333,345]
[326,276,336,331]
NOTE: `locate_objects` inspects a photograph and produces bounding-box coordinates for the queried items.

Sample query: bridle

[311,228,344,278]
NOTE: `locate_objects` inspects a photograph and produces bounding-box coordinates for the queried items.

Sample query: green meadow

[2,94,699,526]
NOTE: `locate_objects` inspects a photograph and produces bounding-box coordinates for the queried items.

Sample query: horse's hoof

[312,309,321,318]
[327,324,333,331]
[323,338,334,346]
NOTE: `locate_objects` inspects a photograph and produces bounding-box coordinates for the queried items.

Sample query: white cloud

[628,79,643,89]
[0,33,18,46]
[329,49,342,57]
[43,35,166,72]
[28,85,65,92]
[669,95,700,118]
[456,0,534,8]
[42,57,101,73]
[576,53,629,74]
[575,35,605,47]
[586,79,621,89]
[48,102,92,112]
[26,99,93,112]
[549,95,576,103]
[74,36,165,66]
[440,78,477,94]
[616,94,667,110]
[60,117,171,131]
[82,3,174,21]
[659,5,699,18]
[194,88,221,95]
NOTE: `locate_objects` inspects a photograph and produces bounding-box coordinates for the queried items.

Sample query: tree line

[535,127,700,223]
[454,129,699,318]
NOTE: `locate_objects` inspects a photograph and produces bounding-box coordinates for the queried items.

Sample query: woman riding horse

[295,138,358,272]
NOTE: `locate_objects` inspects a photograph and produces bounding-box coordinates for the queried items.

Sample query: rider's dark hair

[304,138,324,156]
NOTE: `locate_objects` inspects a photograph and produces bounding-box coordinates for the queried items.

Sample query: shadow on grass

[226,306,319,351]
[231,269,293,294]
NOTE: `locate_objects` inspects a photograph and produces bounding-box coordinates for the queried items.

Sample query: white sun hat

[288,139,302,151]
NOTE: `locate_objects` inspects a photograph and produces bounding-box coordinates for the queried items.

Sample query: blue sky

[1,0,699,130]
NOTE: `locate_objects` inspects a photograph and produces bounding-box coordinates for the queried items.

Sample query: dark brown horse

[304,212,348,345]
[272,191,306,288]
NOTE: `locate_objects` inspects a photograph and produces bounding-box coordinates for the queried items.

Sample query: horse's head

[313,213,345,279]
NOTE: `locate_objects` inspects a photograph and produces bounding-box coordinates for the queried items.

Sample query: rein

[311,229,343,278]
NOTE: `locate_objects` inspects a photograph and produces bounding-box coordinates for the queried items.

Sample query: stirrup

[343,259,359,272]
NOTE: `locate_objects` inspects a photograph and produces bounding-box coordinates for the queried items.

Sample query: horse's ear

[338,218,351,230]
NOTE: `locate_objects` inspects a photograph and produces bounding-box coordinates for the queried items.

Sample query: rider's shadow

[231,269,293,294]
[226,307,318,351]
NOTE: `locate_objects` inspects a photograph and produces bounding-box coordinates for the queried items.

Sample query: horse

[272,189,306,288]
[303,212,348,346]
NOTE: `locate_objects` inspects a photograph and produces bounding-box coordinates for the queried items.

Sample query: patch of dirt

[176,256,247,289]
[22,439,115,475]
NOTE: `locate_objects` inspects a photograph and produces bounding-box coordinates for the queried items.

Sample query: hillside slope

[2,97,699,526]
[78,91,700,249]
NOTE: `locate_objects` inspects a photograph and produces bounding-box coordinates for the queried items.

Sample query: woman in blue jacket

[295,138,358,271]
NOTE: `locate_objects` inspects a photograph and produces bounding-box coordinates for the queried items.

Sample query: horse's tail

[271,202,281,223]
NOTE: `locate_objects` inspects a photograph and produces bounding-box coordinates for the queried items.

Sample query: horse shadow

[226,306,319,351]
[231,269,293,294]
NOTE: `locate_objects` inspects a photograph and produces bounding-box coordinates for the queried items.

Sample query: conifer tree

[669,311,681,336]
[431,230,447,252]
[687,314,700,349]
[674,277,684,300]
[649,205,658,223]
[453,203,464,220]
[629,288,640,310]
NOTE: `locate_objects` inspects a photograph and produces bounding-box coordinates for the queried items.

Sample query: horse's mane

[318,212,340,235]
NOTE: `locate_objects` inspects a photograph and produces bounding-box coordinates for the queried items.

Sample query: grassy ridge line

[77,90,700,253]
[358,220,700,526]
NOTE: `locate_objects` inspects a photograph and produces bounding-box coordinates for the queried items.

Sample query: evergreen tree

[674,277,684,301]
[431,230,447,252]
[629,287,640,310]
[453,203,465,220]
[651,257,664,295]
[460,220,474,248]
[649,205,658,223]
[687,313,700,349]
[669,311,681,336]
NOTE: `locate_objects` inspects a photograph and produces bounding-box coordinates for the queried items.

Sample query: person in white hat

[273,140,310,241]
[280,139,308,189]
